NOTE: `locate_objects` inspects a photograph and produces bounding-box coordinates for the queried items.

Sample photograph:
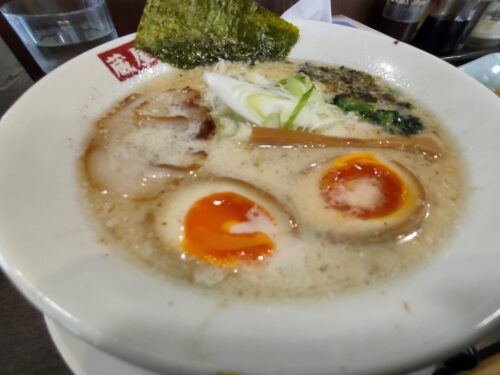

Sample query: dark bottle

[412,0,491,55]
[378,0,431,42]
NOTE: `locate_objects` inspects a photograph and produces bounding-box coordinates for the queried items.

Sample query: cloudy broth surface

[80,61,468,299]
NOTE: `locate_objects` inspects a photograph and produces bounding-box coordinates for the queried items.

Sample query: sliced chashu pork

[84,87,215,199]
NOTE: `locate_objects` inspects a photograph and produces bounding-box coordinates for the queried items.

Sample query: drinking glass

[1,0,118,74]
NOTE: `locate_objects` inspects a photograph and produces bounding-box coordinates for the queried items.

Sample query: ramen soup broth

[80,61,467,299]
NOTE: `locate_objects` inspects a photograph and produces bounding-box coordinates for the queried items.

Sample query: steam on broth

[81,61,467,298]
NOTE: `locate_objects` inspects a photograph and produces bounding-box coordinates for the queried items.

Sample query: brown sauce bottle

[378,0,431,42]
[412,0,491,56]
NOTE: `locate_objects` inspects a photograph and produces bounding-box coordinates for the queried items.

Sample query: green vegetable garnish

[283,86,314,130]
[281,74,309,98]
[333,94,424,136]
[135,0,300,69]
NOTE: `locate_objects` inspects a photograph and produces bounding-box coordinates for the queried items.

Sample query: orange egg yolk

[320,153,406,219]
[182,192,276,266]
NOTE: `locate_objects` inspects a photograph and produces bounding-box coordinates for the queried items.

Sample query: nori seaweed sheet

[135,0,300,69]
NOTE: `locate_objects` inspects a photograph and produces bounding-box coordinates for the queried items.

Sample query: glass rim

[0,0,107,18]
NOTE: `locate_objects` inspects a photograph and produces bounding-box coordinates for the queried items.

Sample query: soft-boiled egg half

[155,178,296,267]
[292,152,428,242]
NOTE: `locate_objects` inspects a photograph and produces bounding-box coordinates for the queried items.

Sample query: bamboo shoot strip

[251,127,442,160]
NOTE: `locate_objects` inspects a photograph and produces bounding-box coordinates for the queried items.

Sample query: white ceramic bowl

[460,53,500,93]
[1,20,500,375]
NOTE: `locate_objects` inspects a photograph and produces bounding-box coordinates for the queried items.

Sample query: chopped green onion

[283,86,314,130]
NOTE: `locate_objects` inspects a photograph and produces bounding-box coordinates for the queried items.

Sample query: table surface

[0,273,70,375]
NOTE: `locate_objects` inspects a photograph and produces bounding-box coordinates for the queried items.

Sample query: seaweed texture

[135,0,299,69]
